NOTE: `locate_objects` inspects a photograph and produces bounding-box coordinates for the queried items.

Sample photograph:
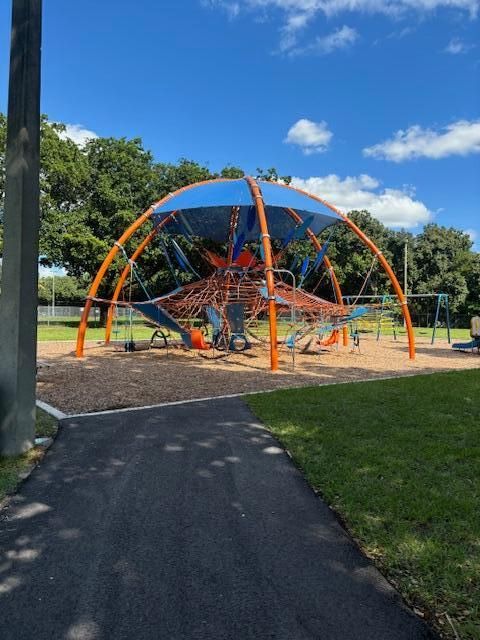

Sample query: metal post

[376,295,386,342]
[444,294,451,344]
[431,294,442,345]
[273,269,296,369]
[0,0,42,456]
[404,239,408,296]
[52,272,55,318]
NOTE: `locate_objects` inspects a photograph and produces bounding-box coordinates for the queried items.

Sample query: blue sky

[0,0,478,246]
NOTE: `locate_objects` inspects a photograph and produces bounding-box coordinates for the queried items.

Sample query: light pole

[0,0,42,456]
[404,238,408,296]
[52,272,55,318]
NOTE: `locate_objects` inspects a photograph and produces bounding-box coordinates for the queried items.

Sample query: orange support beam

[246,177,278,372]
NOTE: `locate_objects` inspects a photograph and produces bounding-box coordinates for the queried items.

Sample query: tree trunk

[99,305,108,328]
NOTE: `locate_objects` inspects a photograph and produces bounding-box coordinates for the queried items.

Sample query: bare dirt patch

[36,336,480,415]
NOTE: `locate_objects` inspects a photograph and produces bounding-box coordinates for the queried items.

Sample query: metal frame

[273,269,296,369]
[76,177,416,370]
[343,293,451,345]
[280,181,415,360]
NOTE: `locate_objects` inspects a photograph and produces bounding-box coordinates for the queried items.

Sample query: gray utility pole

[0,0,42,456]
[404,238,408,296]
[52,272,55,317]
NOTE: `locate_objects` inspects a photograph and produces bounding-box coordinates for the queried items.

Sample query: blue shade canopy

[152,178,344,242]
[155,179,253,213]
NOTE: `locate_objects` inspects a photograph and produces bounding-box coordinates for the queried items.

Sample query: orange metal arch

[279,182,416,359]
[246,176,278,371]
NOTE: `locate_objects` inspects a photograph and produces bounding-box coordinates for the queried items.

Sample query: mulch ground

[36,335,480,415]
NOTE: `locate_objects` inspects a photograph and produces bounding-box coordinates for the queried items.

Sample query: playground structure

[76,177,415,371]
[343,293,452,345]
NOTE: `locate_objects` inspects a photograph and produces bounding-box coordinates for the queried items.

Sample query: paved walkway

[0,399,437,639]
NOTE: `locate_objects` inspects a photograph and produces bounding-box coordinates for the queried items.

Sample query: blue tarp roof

[152,178,344,242]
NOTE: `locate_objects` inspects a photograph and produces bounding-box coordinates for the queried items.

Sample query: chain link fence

[37,304,471,331]
[37,305,131,324]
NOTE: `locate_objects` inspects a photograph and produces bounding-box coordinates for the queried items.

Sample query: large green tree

[413,224,473,314]
[38,119,91,265]
[463,252,480,316]
[38,275,88,306]
[52,136,160,289]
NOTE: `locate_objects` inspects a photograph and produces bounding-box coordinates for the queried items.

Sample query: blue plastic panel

[132,302,192,347]
[258,180,341,218]
[152,178,344,241]
[154,179,252,215]
[258,180,343,234]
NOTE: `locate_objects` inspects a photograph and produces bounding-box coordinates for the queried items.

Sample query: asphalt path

[0,398,437,639]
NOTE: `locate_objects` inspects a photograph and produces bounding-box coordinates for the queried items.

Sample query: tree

[413,224,472,314]
[37,118,91,266]
[386,230,417,295]
[255,167,292,185]
[38,275,88,306]
[463,252,480,316]
[220,166,245,179]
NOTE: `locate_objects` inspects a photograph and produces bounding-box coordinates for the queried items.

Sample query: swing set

[76,177,415,371]
[343,293,451,344]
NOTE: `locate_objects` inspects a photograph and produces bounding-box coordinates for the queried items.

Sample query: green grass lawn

[37,318,471,342]
[0,408,57,502]
[359,324,471,341]
[246,370,480,639]
[37,320,155,341]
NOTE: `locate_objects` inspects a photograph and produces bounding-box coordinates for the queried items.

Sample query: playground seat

[190,329,210,350]
[318,330,339,347]
[285,334,296,350]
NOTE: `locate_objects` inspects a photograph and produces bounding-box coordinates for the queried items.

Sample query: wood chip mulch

[36,336,480,415]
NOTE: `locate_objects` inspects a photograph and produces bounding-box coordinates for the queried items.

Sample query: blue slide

[452,338,480,351]
[132,301,192,348]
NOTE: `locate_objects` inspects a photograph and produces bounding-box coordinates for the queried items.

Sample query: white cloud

[209,0,478,16]
[58,124,98,147]
[204,0,479,52]
[202,0,240,17]
[444,37,472,53]
[38,264,66,277]
[363,119,480,161]
[290,24,358,55]
[465,228,477,241]
[284,118,333,153]
[278,11,314,51]
[291,173,432,227]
